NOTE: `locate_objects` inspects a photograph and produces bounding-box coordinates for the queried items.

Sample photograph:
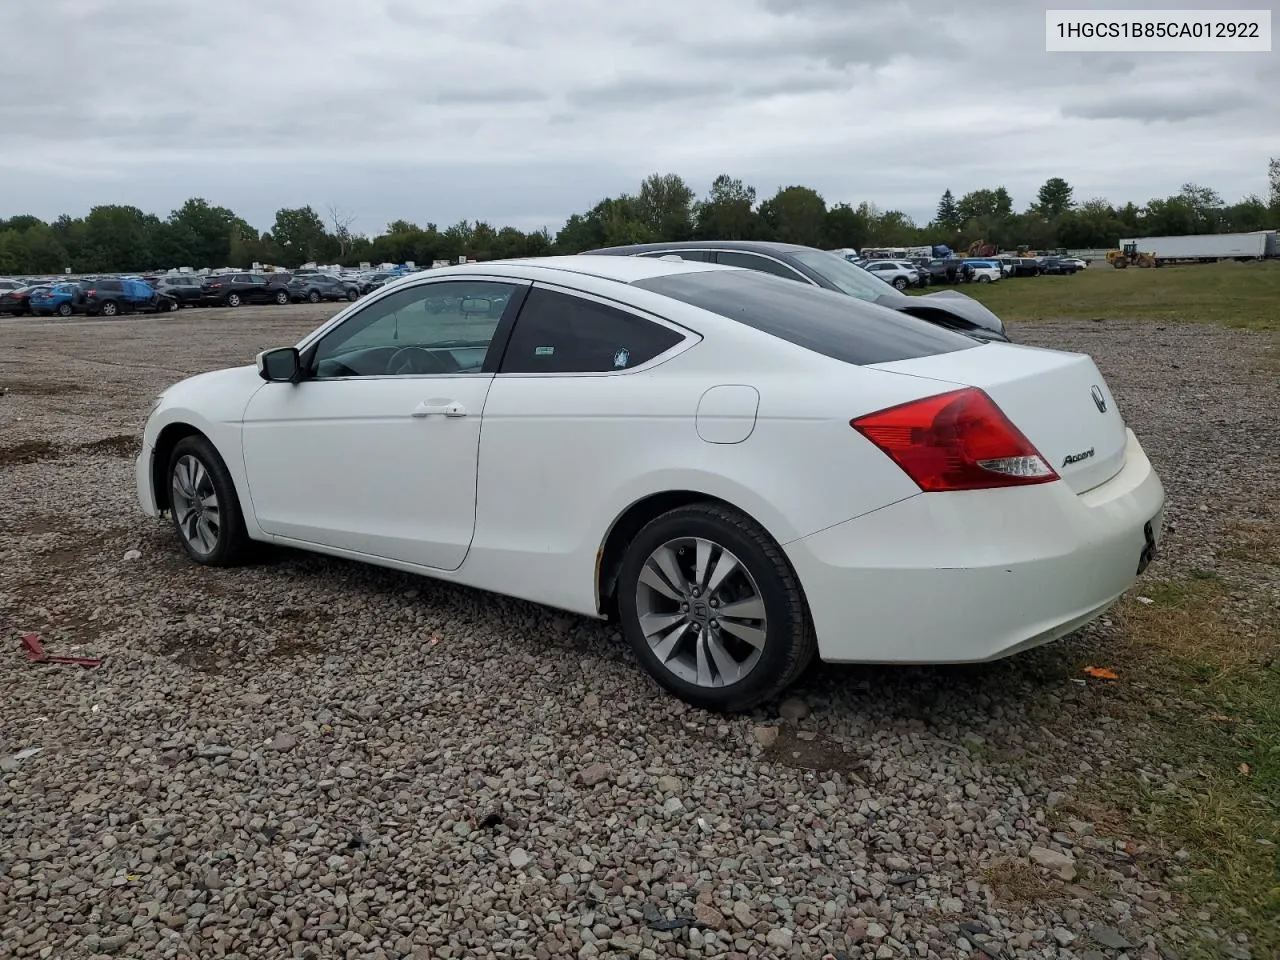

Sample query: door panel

[241,376,493,570]
[239,277,525,571]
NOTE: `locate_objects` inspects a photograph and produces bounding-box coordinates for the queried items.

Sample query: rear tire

[226,292,242,307]
[56,303,72,317]
[977,275,991,283]
[617,503,817,712]
[99,300,119,317]
[167,435,252,567]
[892,277,909,290]
[275,290,289,305]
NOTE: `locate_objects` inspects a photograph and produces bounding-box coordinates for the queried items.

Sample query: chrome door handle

[411,400,467,418]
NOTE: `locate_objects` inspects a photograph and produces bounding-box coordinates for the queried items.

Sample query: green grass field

[911,260,1280,331]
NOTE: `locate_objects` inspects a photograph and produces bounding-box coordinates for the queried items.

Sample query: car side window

[499,287,684,375]
[714,251,804,281]
[310,280,519,379]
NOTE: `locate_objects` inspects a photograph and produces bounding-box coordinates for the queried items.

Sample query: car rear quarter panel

[467,334,944,618]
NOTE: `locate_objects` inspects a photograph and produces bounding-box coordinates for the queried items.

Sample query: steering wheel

[386,346,450,375]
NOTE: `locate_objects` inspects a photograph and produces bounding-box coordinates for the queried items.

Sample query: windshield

[790,250,898,301]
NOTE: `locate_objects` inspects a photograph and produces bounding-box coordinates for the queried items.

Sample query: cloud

[0,0,1273,234]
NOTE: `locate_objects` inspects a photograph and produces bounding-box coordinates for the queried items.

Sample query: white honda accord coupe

[137,255,1164,711]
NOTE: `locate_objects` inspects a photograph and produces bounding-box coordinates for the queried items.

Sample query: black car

[0,284,43,315]
[1007,257,1042,278]
[1038,257,1079,276]
[200,272,291,307]
[584,240,1010,341]
[152,275,206,307]
[288,273,359,303]
[920,258,975,285]
[358,271,397,294]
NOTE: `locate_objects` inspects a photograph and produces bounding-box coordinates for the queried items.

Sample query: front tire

[167,435,252,567]
[308,290,321,304]
[617,503,816,712]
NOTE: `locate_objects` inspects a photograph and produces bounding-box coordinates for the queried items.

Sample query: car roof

[396,254,729,286]
[583,240,818,256]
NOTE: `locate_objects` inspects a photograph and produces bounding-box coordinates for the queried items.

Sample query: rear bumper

[786,428,1165,664]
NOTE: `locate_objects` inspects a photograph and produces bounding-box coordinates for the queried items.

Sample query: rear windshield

[632,270,977,365]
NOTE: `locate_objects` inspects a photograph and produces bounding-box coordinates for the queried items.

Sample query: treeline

[2,161,1278,275]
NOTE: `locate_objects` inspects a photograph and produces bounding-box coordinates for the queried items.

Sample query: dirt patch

[0,439,60,468]
[156,635,225,674]
[264,607,329,659]
[80,434,139,458]
[0,379,85,397]
[763,727,865,776]
[0,435,138,469]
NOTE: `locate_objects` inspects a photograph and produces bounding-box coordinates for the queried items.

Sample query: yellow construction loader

[1107,242,1157,268]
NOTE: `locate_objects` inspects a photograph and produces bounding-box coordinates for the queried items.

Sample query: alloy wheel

[634,537,767,688]
[171,454,221,556]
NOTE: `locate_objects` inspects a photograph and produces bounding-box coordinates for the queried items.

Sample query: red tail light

[851,388,1058,492]
[85,288,96,296]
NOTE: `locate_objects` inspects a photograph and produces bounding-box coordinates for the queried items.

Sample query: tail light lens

[851,388,1058,492]
[85,288,96,296]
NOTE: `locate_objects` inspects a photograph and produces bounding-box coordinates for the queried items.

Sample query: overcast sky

[1,0,1275,236]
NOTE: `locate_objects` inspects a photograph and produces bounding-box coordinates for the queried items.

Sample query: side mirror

[256,347,302,383]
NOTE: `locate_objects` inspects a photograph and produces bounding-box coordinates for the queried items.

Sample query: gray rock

[1029,845,1077,881]
[765,927,794,948]
[580,762,609,786]
[778,697,809,722]
[752,725,779,748]
[509,848,532,869]
[1090,925,1134,948]
[269,731,297,751]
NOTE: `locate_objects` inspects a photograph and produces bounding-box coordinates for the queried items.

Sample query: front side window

[500,287,685,374]
[310,280,518,379]
[788,250,897,301]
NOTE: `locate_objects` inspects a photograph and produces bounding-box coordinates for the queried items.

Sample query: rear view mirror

[257,347,301,383]
[460,297,491,313]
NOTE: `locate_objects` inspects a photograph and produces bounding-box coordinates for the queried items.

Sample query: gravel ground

[1,306,1276,960]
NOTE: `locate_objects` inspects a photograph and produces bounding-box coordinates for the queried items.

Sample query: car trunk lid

[867,342,1128,494]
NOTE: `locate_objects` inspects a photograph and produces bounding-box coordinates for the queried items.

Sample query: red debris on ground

[19,632,102,669]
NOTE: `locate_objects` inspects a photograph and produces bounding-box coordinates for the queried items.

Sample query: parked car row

[836,252,1087,286]
[0,269,381,316]
[1,278,180,317]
